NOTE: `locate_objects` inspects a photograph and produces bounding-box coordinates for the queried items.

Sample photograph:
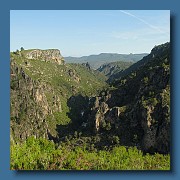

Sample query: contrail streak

[120,10,169,35]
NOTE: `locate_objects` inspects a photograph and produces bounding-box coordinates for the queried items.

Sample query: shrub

[143,77,149,84]
[11,136,170,170]
[20,47,25,51]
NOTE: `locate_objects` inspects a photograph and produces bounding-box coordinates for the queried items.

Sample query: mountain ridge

[84,42,170,154]
[65,53,148,69]
[10,49,108,143]
[10,42,170,170]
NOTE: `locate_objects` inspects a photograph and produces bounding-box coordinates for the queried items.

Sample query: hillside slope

[10,43,170,170]
[10,49,108,143]
[84,42,170,154]
[97,61,133,79]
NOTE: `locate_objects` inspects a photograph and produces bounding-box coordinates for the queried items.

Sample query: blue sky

[10,10,170,57]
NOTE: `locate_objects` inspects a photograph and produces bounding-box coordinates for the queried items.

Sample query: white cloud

[119,10,169,36]
[110,26,170,41]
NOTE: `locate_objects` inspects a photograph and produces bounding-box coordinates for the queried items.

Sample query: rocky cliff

[10,59,62,142]
[24,49,65,65]
[10,43,170,155]
[97,61,133,79]
[10,48,108,143]
[85,42,170,154]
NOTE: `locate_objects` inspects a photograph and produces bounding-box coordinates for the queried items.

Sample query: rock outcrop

[82,62,91,70]
[10,48,108,143]
[86,42,170,154]
[25,49,65,65]
[10,43,170,155]
[10,59,62,142]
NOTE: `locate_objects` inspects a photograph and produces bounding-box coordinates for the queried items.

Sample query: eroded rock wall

[10,59,62,143]
[25,49,65,65]
[86,43,170,154]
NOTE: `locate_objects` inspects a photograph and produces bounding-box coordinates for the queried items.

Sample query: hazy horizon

[64,52,149,58]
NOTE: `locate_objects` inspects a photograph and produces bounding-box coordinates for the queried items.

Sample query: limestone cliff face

[10,59,62,143]
[86,42,170,154]
[25,49,65,65]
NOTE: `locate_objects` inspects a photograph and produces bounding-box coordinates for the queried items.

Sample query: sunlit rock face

[25,49,65,65]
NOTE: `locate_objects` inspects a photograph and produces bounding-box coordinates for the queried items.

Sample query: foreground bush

[10,137,170,170]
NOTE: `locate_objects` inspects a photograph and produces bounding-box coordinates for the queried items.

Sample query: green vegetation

[11,53,108,97]
[11,137,170,170]
[10,43,170,170]
[97,61,134,78]
[20,47,24,51]
[97,61,135,82]
[11,53,108,132]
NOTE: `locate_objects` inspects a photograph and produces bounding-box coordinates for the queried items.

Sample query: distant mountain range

[65,53,148,69]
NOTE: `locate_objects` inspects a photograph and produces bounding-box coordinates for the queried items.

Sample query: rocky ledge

[25,49,65,65]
